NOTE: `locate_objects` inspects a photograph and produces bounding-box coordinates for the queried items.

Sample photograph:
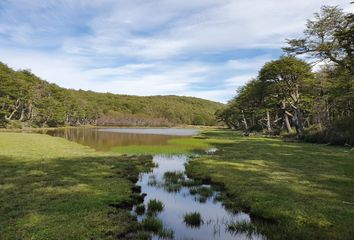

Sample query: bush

[5,120,23,129]
[303,116,354,146]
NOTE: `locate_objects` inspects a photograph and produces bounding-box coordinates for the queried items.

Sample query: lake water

[45,128,264,240]
[45,128,197,151]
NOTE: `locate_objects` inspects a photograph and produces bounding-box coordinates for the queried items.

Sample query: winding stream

[134,154,264,240]
[43,128,265,239]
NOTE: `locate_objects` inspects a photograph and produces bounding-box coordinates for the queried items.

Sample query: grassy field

[186,130,354,240]
[0,133,153,240]
[2,130,353,240]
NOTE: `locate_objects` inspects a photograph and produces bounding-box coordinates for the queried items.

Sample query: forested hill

[0,62,224,128]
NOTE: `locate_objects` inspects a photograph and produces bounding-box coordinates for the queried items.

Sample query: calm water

[99,128,200,136]
[45,128,197,151]
[135,155,264,240]
[44,128,264,240]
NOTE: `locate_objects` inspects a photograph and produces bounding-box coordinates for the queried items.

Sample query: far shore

[0,124,225,132]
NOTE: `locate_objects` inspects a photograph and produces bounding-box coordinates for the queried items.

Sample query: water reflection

[135,155,265,240]
[99,128,200,136]
[45,128,181,151]
[42,128,265,239]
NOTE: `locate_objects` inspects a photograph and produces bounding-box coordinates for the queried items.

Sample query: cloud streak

[0,0,351,103]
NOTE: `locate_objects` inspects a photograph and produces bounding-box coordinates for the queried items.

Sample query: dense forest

[217,6,353,145]
[0,63,223,128]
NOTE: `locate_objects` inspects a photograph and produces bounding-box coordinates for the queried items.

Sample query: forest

[0,63,223,128]
[217,6,353,145]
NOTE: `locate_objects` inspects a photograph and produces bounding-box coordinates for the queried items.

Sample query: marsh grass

[157,227,174,239]
[183,212,203,228]
[142,216,163,233]
[163,171,185,183]
[147,199,164,214]
[227,221,259,236]
[188,186,214,203]
[186,129,354,239]
[135,204,146,215]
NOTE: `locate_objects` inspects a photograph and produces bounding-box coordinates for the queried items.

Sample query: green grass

[0,132,153,240]
[227,221,259,236]
[141,216,163,233]
[189,186,214,203]
[135,204,146,215]
[141,216,174,239]
[147,199,164,214]
[163,171,185,183]
[186,130,354,239]
[183,212,203,228]
[111,137,212,154]
[157,227,174,239]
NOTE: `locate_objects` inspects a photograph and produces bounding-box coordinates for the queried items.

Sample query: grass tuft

[228,221,258,236]
[183,212,203,228]
[142,216,163,233]
[158,227,174,239]
[135,204,145,215]
[147,199,164,214]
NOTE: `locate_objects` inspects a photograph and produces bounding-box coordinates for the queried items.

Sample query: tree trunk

[293,108,305,138]
[241,110,249,130]
[19,107,25,121]
[284,114,292,133]
[266,110,272,132]
[282,102,292,133]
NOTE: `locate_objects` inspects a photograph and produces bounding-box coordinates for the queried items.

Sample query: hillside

[0,62,224,128]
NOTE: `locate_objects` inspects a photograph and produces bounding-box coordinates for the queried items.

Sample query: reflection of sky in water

[99,128,200,136]
[137,155,265,240]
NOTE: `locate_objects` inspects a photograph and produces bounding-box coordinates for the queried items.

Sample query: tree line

[0,63,223,128]
[216,5,353,145]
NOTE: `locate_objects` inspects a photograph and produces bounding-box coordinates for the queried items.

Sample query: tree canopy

[218,5,353,145]
[0,63,224,128]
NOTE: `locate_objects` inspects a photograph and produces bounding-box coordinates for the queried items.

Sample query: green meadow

[1,130,353,239]
[186,130,354,239]
[0,132,153,240]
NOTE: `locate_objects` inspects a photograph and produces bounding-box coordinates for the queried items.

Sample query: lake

[44,128,198,151]
[45,128,264,240]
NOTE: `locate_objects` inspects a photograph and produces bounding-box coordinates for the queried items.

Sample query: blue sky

[0,0,352,103]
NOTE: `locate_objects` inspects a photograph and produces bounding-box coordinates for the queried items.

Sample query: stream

[134,154,264,240]
[44,128,265,240]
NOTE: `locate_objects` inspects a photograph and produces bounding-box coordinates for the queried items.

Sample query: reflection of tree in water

[46,128,177,151]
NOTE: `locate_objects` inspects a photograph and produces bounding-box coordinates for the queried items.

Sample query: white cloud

[0,0,351,103]
[224,75,256,87]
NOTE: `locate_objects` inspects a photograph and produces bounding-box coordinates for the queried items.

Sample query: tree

[259,56,313,138]
[283,6,354,75]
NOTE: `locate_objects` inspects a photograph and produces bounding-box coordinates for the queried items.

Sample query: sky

[0,1,352,103]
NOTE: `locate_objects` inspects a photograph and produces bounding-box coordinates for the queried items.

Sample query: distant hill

[0,62,224,128]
